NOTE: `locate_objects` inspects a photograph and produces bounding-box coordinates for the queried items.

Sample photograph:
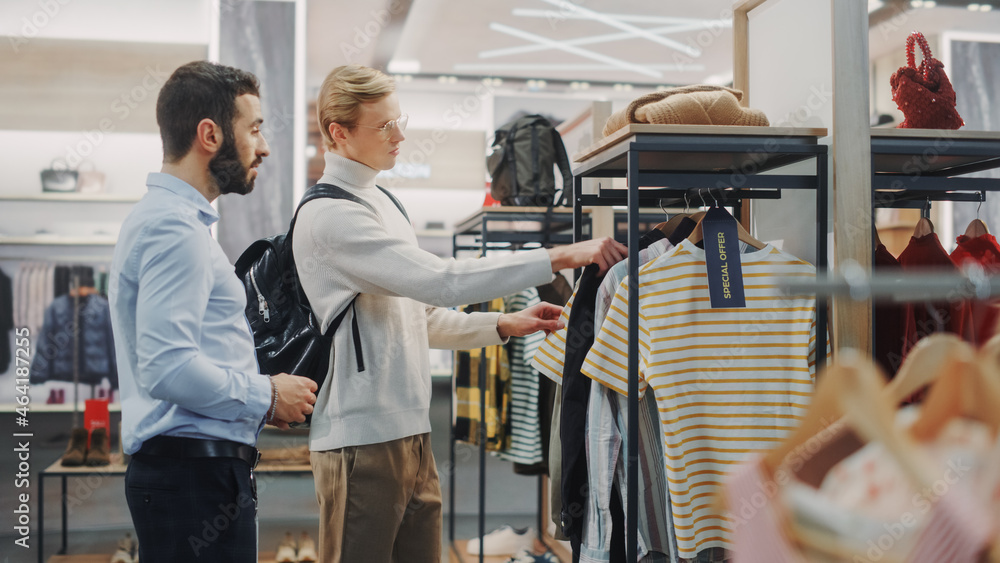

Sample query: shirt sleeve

[425,305,504,350]
[529,287,576,384]
[301,198,553,308]
[132,217,270,423]
[581,276,649,396]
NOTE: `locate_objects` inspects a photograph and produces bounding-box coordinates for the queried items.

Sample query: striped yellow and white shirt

[581,239,823,558]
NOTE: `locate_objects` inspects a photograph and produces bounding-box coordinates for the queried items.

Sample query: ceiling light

[580,82,590,90]
[656,85,669,91]
[968,3,981,8]
[447,76,458,84]
[910,0,923,7]
[437,75,449,83]
[924,0,936,7]
[982,3,994,10]
[387,59,421,74]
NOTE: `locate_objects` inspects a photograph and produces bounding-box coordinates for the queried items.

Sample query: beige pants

[310,433,442,563]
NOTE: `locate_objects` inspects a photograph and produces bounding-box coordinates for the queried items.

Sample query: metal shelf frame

[448,207,583,563]
[571,128,830,563]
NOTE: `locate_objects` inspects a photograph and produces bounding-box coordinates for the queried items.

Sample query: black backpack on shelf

[234,183,409,427]
[487,114,573,207]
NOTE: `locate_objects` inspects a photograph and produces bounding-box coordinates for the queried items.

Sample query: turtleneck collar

[319,151,381,189]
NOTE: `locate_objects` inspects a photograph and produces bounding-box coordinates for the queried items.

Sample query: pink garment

[727,458,801,563]
[726,455,995,563]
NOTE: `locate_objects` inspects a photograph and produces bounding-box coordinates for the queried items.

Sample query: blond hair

[317,65,396,150]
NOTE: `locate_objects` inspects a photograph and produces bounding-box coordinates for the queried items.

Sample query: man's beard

[209,134,256,195]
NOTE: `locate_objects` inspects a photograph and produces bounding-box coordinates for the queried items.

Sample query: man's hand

[269,373,318,429]
[547,237,627,275]
[497,302,565,339]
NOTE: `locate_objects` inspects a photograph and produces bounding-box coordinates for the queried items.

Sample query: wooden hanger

[655,213,689,238]
[908,340,1000,442]
[686,207,767,250]
[884,333,966,405]
[965,218,990,239]
[913,216,934,238]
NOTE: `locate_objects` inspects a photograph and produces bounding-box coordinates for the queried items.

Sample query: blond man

[295,64,624,562]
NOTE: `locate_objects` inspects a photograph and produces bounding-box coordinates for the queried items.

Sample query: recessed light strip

[488,22,663,78]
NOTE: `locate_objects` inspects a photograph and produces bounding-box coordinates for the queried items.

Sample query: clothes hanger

[686,189,767,250]
[655,198,690,238]
[964,198,990,239]
[913,199,934,238]
[759,336,962,491]
[883,333,966,405]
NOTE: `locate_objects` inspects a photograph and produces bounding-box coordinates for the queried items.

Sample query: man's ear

[195,118,223,154]
[328,122,349,146]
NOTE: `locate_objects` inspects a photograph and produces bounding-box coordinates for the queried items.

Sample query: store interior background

[1,0,999,561]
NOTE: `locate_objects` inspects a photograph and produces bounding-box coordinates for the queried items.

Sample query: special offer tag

[701,207,746,308]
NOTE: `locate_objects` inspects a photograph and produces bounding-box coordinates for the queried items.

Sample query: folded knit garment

[602,85,769,137]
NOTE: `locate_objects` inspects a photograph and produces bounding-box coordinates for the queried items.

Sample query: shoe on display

[297,531,317,562]
[86,427,111,466]
[61,427,88,466]
[466,525,536,556]
[504,549,561,563]
[275,531,298,563]
[109,533,135,563]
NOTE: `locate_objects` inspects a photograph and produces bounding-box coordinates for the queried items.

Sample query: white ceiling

[306,0,1000,92]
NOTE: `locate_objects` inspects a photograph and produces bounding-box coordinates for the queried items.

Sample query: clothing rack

[867,129,1000,343]
[450,206,591,563]
[571,124,829,563]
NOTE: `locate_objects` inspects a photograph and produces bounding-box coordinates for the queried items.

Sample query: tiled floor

[3,379,545,563]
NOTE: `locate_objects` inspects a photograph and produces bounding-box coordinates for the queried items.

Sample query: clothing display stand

[449,206,593,563]
[570,124,829,563]
[870,129,1000,213]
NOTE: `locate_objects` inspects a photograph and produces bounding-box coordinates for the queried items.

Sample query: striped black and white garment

[498,287,546,465]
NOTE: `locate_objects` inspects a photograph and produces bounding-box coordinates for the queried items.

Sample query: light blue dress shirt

[109,172,271,454]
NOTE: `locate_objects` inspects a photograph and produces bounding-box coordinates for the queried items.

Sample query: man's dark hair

[156,61,260,162]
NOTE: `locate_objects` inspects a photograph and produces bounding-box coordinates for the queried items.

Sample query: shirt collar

[146,172,220,226]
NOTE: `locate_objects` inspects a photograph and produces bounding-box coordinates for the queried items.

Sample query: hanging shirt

[873,244,906,376]
[583,236,675,563]
[582,240,822,558]
[453,297,512,451]
[898,233,974,353]
[498,287,546,465]
[950,233,1000,346]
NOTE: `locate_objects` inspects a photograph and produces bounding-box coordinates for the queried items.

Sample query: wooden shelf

[573,123,828,167]
[0,193,141,203]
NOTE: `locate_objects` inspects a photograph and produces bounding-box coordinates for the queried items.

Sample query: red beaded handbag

[890,31,964,129]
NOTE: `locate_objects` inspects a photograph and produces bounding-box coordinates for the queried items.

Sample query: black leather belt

[138,435,261,469]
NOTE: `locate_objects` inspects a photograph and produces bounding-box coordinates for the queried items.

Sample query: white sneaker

[466,525,536,556]
[275,531,298,563]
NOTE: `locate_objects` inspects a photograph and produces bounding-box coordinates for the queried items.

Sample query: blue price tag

[702,207,746,308]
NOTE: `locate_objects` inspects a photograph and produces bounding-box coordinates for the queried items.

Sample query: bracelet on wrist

[265,379,278,423]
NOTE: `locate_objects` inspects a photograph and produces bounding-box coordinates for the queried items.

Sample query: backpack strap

[292,183,409,374]
[550,127,573,208]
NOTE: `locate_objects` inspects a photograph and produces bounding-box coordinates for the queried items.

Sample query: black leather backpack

[234,183,408,427]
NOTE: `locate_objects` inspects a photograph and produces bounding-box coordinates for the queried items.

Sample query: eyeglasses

[353,114,408,140]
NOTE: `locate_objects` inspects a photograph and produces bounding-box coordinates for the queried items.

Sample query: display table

[38,455,312,563]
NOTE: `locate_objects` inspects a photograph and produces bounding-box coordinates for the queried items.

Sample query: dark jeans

[125,453,257,562]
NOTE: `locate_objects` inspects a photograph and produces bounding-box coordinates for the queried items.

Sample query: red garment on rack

[898,234,974,356]
[950,233,1000,346]
[874,244,906,377]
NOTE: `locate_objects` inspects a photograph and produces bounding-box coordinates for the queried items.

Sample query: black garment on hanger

[667,216,697,246]
[514,273,574,476]
[560,264,603,560]
[30,293,118,388]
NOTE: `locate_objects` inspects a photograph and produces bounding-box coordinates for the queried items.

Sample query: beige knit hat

[603,85,769,137]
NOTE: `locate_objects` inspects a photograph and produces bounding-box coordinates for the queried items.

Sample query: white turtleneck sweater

[295,151,553,451]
